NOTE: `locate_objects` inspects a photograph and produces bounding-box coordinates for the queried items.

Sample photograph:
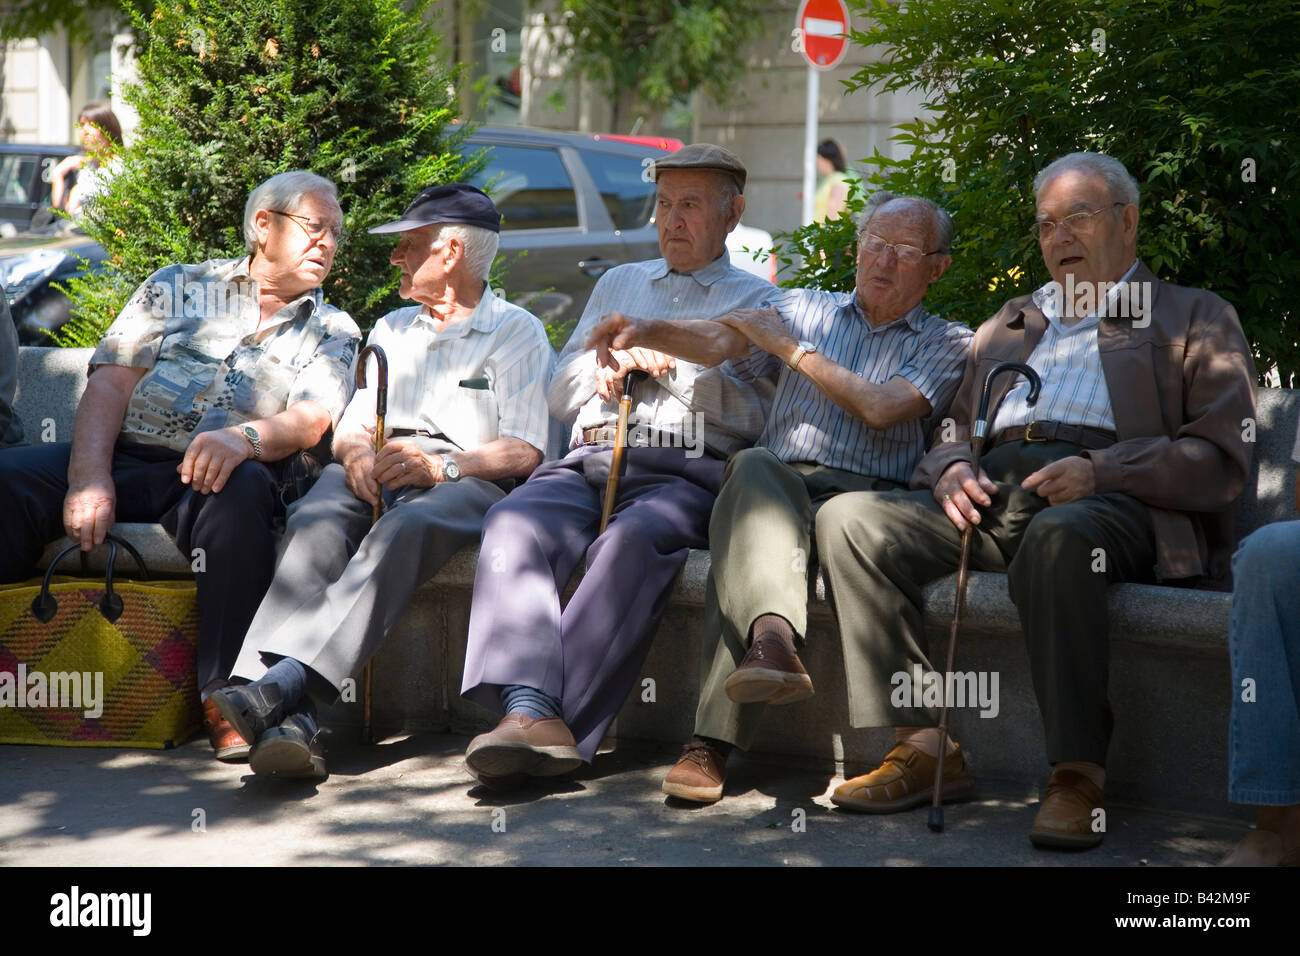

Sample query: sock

[695,735,733,759]
[1055,760,1105,790]
[252,658,309,712]
[751,614,797,649]
[895,725,957,757]
[501,684,562,720]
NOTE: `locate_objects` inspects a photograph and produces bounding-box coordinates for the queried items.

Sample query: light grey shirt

[549,254,774,457]
[339,289,555,456]
[992,259,1140,435]
[1,296,22,446]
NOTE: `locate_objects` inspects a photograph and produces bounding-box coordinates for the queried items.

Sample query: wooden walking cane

[598,369,650,535]
[929,361,1040,832]
[356,344,388,745]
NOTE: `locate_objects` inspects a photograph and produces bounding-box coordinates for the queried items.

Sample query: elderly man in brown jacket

[814,151,1256,848]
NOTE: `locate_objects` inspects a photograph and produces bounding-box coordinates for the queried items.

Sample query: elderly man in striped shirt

[458,144,777,788]
[212,184,555,779]
[588,191,973,804]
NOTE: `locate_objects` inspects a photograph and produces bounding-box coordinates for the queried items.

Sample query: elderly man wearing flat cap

[457,144,775,788]
[211,184,555,778]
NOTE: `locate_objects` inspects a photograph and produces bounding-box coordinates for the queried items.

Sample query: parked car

[0,143,78,232]
[0,224,108,344]
[726,221,777,284]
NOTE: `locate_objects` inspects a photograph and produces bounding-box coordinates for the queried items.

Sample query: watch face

[242,425,259,440]
[443,456,460,479]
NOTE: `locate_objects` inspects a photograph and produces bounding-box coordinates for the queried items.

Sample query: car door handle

[578,257,616,277]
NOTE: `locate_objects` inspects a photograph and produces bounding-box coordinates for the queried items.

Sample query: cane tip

[928,806,945,832]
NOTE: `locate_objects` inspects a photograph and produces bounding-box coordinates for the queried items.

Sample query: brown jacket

[911,262,1257,587]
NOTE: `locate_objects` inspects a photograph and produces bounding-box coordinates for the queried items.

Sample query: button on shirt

[731,290,972,483]
[991,259,1140,436]
[339,289,555,456]
[91,257,360,453]
[550,254,774,457]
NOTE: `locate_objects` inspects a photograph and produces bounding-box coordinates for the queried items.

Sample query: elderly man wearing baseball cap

[211,183,555,779]
[457,144,775,789]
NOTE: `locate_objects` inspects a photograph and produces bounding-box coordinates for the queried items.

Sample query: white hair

[856,191,955,253]
[1034,152,1140,208]
[432,223,499,281]
[244,170,340,251]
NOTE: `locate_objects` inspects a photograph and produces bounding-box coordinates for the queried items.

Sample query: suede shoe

[1029,768,1105,849]
[662,738,729,803]
[831,742,975,813]
[209,682,288,747]
[464,713,582,783]
[248,713,327,780]
[202,698,250,762]
[723,633,814,705]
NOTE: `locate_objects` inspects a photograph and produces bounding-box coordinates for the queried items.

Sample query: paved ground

[0,730,1249,867]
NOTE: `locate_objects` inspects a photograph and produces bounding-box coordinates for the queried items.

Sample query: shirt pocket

[450,384,499,448]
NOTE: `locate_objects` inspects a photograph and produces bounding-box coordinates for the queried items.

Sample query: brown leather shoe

[723,633,814,705]
[203,698,250,762]
[1029,768,1105,849]
[464,713,582,782]
[831,741,975,813]
[662,738,729,803]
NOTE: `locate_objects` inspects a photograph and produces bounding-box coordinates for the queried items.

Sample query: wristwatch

[440,454,461,481]
[787,340,818,373]
[240,424,263,459]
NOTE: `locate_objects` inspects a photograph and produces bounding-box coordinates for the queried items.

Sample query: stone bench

[14,346,1299,813]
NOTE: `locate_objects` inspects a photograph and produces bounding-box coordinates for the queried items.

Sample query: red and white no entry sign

[797,0,850,71]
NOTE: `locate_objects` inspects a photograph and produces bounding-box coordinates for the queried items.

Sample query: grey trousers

[230,461,506,700]
[699,440,1156,765]
[693,447,900,749]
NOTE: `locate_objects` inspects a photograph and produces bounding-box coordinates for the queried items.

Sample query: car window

[467,145,579,230]
[0,156,36,203]
[579,150,656,230]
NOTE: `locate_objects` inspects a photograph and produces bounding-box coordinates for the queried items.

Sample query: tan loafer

[464,713,582,782]
[1029,768,1105,849]
[723,633,814,705]
[831,741,975,813]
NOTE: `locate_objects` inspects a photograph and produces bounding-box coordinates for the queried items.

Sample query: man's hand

[63,476,116,551]
[587,312,643,368]
[716,307,795,361]
[372,439,443,490]
[179,427,254,495]
[1022,456,1095,506]
[341,445,380,506]
[935,460,998,532]
[594,348,676,401]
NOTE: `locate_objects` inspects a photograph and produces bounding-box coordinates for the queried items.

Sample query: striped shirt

[992,260,1139,435]
[550,254,774,457]
[338,289,555,455]
[732,289,972,482]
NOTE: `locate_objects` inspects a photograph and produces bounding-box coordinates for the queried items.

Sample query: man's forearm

[452,437,543,481]
[794,353,931,431]
[248,400,333,461]
[67,367,142,483]
[614,317,749,367]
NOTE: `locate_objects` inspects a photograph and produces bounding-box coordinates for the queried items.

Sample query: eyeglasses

[269,209,346,246]
[860,233,943,265]
[1030,202,1127,241]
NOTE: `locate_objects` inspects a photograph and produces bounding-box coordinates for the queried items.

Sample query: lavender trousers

[461,444,725,760]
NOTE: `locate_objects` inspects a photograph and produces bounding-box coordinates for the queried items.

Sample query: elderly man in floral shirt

[0,170,360,761]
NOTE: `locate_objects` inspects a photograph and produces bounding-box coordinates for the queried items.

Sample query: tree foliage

[541,0,769,130]
[779,0,1300,384]
[57,0,474,346]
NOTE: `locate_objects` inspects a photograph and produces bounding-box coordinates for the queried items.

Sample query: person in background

[50,102,124,218]
[813,139,860,223]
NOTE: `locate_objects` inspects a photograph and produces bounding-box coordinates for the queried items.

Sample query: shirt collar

[413,285,501,340]
[1031,258,1140,329]
[648,252,733,287]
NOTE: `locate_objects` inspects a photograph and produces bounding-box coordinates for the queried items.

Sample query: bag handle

[30,532,151,624]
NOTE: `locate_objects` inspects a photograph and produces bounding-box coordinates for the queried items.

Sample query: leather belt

[388,428,451,441]
[580,424,683,449]
[991,420,1117,450]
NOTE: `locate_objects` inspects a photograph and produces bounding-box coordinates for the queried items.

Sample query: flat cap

[369,182,501,234]
[650,143,747,194]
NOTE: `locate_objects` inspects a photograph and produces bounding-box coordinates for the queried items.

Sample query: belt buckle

[1024,420,1045,443]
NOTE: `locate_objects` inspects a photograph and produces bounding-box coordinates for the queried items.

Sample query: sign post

[797,0,850,225]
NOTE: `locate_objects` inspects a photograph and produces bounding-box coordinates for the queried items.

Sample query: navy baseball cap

[368,183,501,234]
